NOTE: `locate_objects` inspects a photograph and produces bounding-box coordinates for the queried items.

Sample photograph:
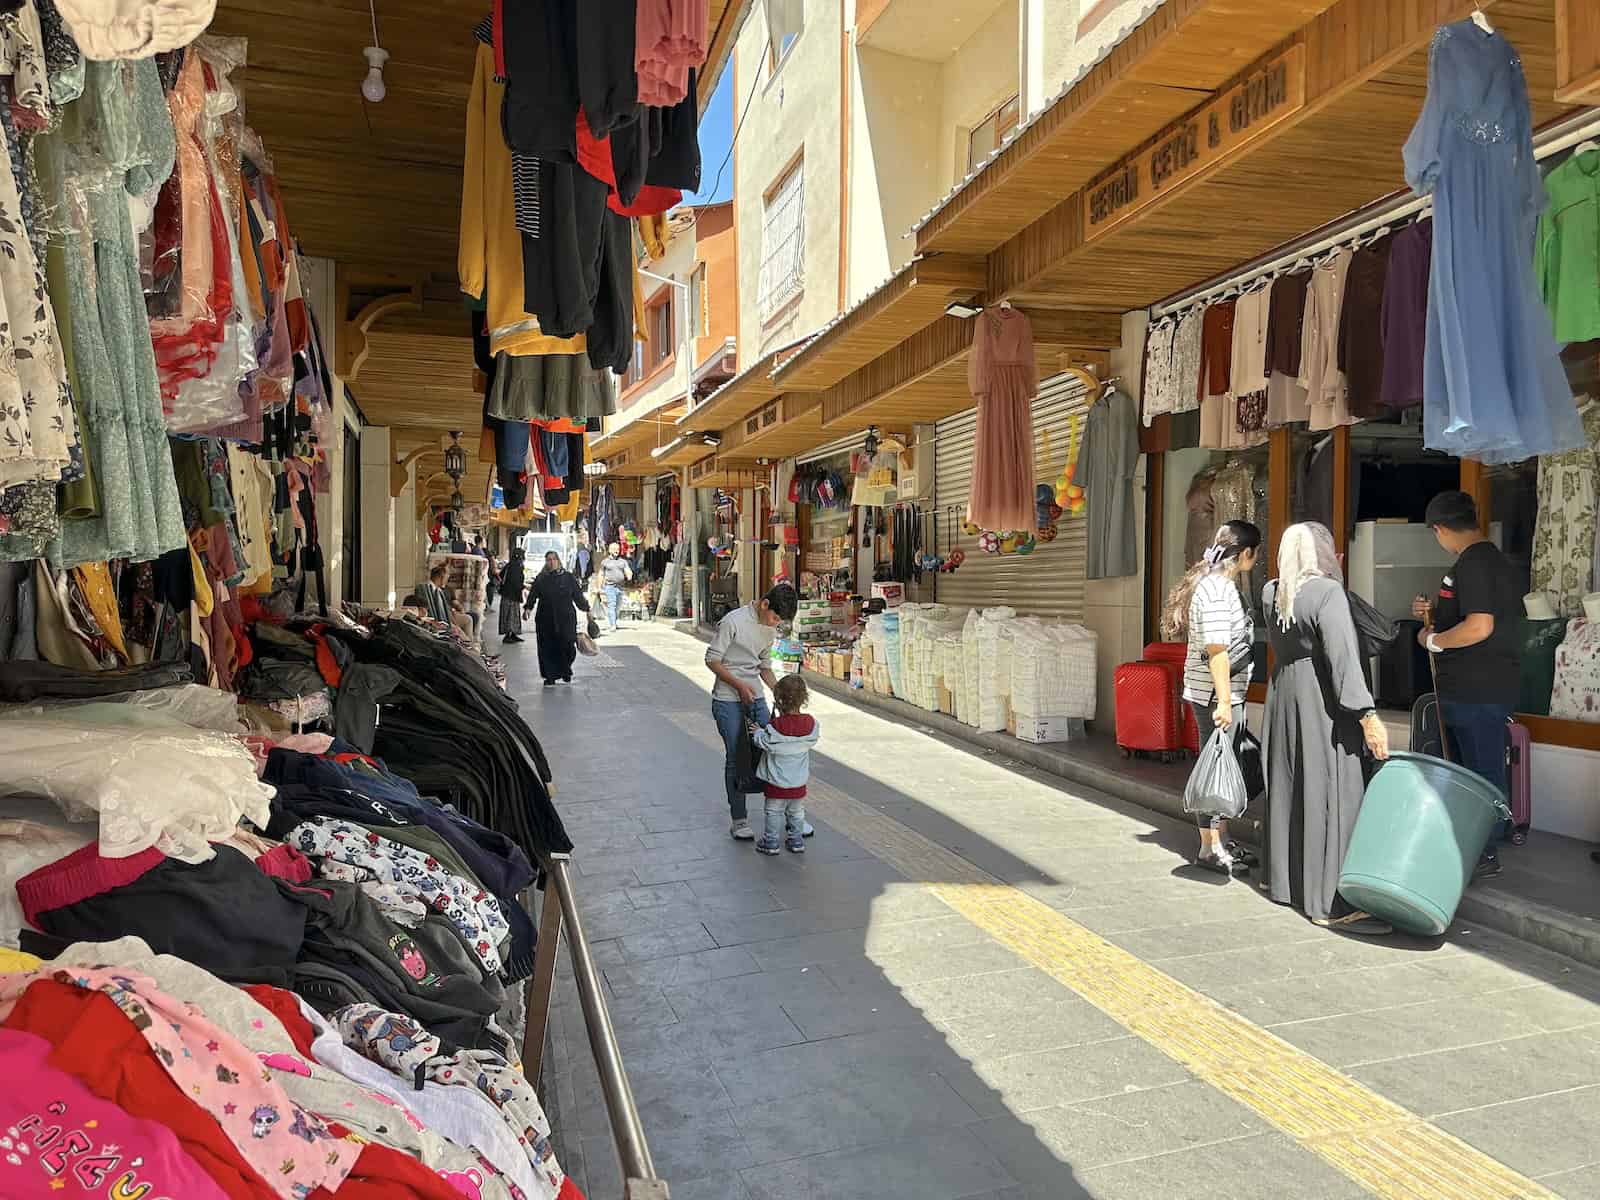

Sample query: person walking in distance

[750,674,819,855]
[497,548,529,645]
[705,584,799,840]
[599,543,632,632]
[1412,490,1524,879]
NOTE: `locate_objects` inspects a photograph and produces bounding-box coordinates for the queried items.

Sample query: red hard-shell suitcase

[1143,641,1201,753]
[1506,718,1531,844]
[1114,661,1183,760]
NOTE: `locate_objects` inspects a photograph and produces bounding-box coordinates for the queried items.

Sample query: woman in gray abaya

[1262,523,1391,936]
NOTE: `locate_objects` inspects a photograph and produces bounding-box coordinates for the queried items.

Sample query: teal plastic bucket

[1337,751,1509,936]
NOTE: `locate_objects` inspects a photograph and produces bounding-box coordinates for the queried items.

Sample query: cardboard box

[832,653,849,680]
[870,582,905,608]
[860,642,876,668]
[937,683,954,716]
[1013,715,1083,744]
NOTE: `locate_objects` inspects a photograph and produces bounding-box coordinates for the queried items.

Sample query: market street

[526,622,1600,1200]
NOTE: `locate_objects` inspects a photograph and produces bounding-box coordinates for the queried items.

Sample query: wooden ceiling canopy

[770,255,989,392]
[818,307,1122,431]
[686,454,766,490]
[648,437,718,470]
[674,344,793,433]
[988,0,1575,313]
[592,399,692,474]
[913,0,1345,258]
[717,394,825,460]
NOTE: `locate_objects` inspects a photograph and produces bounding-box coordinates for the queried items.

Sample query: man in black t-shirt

[1412,491,1524,877]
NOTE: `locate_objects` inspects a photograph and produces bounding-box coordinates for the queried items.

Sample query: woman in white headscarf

[1262,522,1391,935]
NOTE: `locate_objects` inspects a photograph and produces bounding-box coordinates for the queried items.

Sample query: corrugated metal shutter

[933,373,1091,619]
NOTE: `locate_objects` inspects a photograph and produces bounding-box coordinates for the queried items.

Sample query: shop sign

[1082,44,1305,244]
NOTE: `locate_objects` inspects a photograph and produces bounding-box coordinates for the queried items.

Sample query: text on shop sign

[1083,44,1305,243]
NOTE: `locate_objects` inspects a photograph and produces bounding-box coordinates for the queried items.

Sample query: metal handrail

[522,855,668,1200]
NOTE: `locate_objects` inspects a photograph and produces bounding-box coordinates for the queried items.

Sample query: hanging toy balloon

[963,520,981,537]
[1048,502,1064,521]
[1036,523,1059,543]
[1014,533,1037,556]
[944,549,965,571]
[977,530,1000,555]
[999,532,1019,555]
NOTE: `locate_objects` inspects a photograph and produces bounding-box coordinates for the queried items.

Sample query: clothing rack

[1150,107,1600,321]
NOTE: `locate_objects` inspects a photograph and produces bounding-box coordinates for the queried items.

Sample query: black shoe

[562,676,573,683]
[543,680,556,687]
[1474,852,1503,880]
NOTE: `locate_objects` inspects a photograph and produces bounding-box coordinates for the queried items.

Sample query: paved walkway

[505,619,1600,1200]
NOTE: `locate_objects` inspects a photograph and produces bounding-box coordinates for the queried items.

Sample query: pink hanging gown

[967,307,1039,533]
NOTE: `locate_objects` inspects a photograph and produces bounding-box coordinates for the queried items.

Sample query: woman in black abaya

[526,550,590,685]
[498,548,528,644]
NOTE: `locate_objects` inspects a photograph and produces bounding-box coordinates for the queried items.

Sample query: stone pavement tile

[1108,912,1334,962]
[1074,1133,1369,1200]
[738,1128,1017,1200]
[1157,932,1456,991]
[570,1057,735,1139]
[747,914,993,971]
[661,963,841,1024]
[945,1036,1191,1117]
[899,967,1081,1022]
[617,922,717,963]
[686,875,796,906]
[1435,1084,1600,1178]
[625,881,698,908]
[587,983,678,1033]
[731,1071,981,1163]
[1476,979,1600,1032]
[587,938,627,968]
[568,867,642,897]
[714,1027,965,1106]
[779,985,932,1040]
[633,854,782,888]
[1544,1163,1600,1199]
[685,886,792,917]
[1349,1029,1600,1116]
[614,1007,809,1069]
[1269,993,1538,1068]
[633,1107,756,1182]
[940,997,1128,1060]
[664,1171,753,1200]
[1203,961,1521,1027]
[702,906,882,947]
[604,946,763,996]
[578,1134,623,1200]
[970,1081,1271,1179]
[577,849,708,879]
[581,899,720,941]
[822,939,1029,990]
[637,807,736,834]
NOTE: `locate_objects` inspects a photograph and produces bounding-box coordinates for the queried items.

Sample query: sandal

[1194,851,1235,878]
[1311,911,1392,936]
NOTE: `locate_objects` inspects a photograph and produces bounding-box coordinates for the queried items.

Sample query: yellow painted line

[796,775,1555,1200]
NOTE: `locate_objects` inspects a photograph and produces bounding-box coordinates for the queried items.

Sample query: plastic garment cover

[0,714,272,861]
[0,682,242,731]
[0,804,96,947]
[1184,727,1250,820]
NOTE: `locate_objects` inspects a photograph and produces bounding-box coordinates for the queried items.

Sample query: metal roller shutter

[933,373,1092,620]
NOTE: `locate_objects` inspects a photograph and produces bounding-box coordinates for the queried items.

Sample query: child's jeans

[764,795,806,843]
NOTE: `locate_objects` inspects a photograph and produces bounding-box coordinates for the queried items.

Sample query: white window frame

[758,159,805,322]
[689,263,708,338]
[966,94,1020,173]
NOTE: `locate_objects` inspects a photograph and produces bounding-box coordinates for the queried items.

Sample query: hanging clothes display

[1197,298,1235,448]
[1403,19,1585,464]
[1079,384,1138,580]
[1530,398,1600,616]
[1536,147,1600,343]
[1264,270,1310,427]
[1299,248,1355,431]
[1228,286,1271,445]
[1378,218,1430,409]
[965,307,1038,532]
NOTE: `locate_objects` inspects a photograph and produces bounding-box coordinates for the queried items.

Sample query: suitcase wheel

[1118,746,1131,759]
[1511,830,1527,846]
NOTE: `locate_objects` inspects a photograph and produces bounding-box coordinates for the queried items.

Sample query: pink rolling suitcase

[1506,719,1531,844]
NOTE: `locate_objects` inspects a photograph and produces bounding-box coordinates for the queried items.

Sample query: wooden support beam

[336,275,424,380]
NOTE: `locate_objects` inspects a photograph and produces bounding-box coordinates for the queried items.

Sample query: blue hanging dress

[1402,19,1585,465]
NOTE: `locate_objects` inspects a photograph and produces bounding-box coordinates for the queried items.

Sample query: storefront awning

[818,307,1122,430]
[718,394,827,460]
[988,3,1579,313]
[769,255,988,392]
[590,397,690,475]
[911,0,1348,257]
[686,454,767,490]
[649,434,719,470]
[674,342,795,434]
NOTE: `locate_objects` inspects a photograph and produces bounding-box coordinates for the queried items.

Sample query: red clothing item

[763,713,815,800]
[4,981,278,1200]
[574,111,682,217]
[241,985,320,1059]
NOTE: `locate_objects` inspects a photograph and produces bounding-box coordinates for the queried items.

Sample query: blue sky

[685,68,735,206]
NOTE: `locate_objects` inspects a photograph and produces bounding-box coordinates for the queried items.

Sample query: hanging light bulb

[361,46,389,103]
[361,0,387,103]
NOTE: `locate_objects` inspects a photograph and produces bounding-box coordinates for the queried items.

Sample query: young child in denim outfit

[750,675,819,854]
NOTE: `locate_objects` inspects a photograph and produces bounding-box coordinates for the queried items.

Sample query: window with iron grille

[759,160,805,321]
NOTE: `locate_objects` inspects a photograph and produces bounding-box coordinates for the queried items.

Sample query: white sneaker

[730,820,754,840]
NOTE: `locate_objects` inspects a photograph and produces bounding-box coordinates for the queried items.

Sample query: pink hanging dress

[966,307,1039,532]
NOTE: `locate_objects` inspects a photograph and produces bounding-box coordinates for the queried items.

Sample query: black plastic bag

[586,616,601,640]
[734,702,766,794]
[1184,727,1249,820]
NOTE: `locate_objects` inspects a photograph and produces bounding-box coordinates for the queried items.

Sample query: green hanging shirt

[1536,149,1600,343]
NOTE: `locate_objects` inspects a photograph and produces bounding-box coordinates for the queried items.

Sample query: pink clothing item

[0,1027,232,1200]
[635,0,707,105]
[254,844,313,884]
[15,843,166,929]
[966,307,1039,533]
[0,966,360,1200]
